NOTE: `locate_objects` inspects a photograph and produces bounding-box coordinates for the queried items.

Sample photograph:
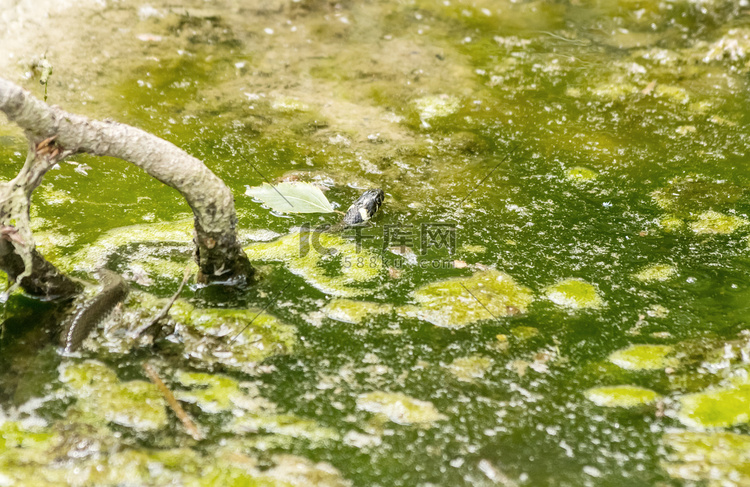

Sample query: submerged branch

[143,362,204,441]
[0,78,253,297]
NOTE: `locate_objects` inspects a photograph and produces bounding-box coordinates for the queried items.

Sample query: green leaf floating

[245,182,335,214]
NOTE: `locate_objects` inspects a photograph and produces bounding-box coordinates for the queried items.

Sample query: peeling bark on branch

[0,238,80,299]
[0,78,253,296]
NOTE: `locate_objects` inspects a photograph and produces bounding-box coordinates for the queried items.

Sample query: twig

[142,362,204,441]
[229,281,291,344]
[131,265,192,339]
[458,142,520,206]
[459,282,499,321]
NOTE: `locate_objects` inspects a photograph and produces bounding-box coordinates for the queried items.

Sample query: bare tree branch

[0,78,253,296]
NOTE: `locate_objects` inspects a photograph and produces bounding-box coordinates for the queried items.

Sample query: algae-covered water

[3,0,750,485]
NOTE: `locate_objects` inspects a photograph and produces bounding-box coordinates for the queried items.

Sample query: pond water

[2,0,750,485]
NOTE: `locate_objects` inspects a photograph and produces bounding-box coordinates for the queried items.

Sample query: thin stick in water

[142,362,204,441]
[132,265,192,339]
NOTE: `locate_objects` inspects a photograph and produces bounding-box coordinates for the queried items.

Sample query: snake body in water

[59,189,385,352]
[60,269,129,353]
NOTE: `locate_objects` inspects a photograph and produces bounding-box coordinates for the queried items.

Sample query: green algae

[0,431,348,487]
[0,396,347,486]
[175,372,273,414]
[446,355,493,382]
[494,334,510,352]
[0,421,65,487]
[677,384,750,429]
[356,392,446,426]
[459,244,486,254]
[229,414,340,447]
[33,230,78,262]
[36,185,76,206]
[271,96,311,113]
[658,215,686,232]
[412,95,461,123]
[608,344,674,371]
[654,84,690,104]
[590,82,638,101]
[0,372,345,486]
[127,448,349,487]
[322,299,392,324]
[0,420,59,452]
[243,230,382,297]
[543,278,603,310]
[62,219,194,273]
[399,269,534,328]
[176,301,297,373]
[564,166,598,182]
[632,264,677,283]
[662,431,750,485]
[510,326,540,340]
[126,256,193,285]
[690,210,748,235]
[584,385,661,408]
[59,360,168,432]
[651,175,746,217]
[5,0,750,485]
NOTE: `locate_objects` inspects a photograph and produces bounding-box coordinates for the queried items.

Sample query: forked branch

[0,78,253,298]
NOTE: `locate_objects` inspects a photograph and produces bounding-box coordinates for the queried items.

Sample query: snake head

[342,189,385,226]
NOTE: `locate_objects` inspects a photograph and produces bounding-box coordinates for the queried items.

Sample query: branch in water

[0,78,253,297]
[142,362,204,441]
[0,237,80,299]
